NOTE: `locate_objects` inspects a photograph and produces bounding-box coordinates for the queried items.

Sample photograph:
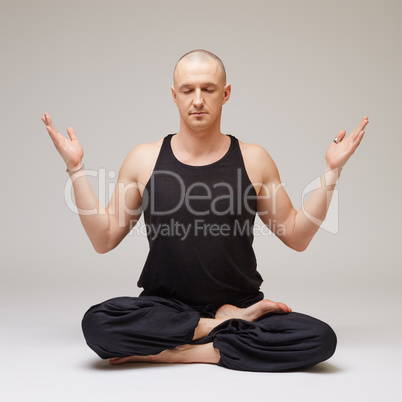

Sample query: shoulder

[238,139,271,160]
[120,137,164,183]
[128,137,164,161]
[238,139,279,182]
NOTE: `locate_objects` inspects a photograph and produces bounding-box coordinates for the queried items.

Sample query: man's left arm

[256,116,369,251]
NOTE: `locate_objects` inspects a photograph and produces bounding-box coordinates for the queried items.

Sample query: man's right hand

[41,112,84,171]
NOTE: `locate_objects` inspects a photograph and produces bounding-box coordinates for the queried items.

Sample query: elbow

[94,238,118,254]
[291,240,310,252]
[93,239,111,254]
[94,244,109,254]
[283,238,308,252]
[95,246,109,254]
[293,244,308,252]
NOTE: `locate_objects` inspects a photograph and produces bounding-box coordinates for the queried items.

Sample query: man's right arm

[42,113,160,254]
[68,146,143,254]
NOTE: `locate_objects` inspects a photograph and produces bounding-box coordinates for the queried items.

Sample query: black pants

[81,292,337,372]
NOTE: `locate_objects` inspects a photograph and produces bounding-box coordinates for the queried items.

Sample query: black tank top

[137,133,264,307]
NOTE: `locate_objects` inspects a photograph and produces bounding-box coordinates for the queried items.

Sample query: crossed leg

[109,299,292,365]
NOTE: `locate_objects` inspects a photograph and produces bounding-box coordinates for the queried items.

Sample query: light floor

[2,288,402,402]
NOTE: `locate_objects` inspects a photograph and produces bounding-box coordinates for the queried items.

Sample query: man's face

[171,58,231,132]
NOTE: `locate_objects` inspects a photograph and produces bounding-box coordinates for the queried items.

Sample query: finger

[45,125,62,148]
[45,124,59,140]
[335,129,346,143]
[41,115,49,126]
[45,124,53,136]
[352,117,369,141]
[355,130,365,147]
[353,128,365,143]
[66,126,78,141]
[350,131,365,153]
[352,124,368,142]
[43,113,53,128]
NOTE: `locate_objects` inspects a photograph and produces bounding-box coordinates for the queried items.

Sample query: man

[42,49,368,372]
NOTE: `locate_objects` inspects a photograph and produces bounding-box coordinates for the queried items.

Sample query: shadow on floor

[84,358,341,373]
[87,359,189,371]
[300,362,342,374]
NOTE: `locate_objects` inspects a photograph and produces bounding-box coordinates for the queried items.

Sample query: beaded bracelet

[66,162,84,174]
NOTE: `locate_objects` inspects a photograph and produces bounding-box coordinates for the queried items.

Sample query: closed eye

[182,89,215,94]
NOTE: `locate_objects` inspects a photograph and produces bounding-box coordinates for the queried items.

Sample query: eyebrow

[179,83,218,90]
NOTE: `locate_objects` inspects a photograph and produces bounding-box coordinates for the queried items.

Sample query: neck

[175,116,225,157]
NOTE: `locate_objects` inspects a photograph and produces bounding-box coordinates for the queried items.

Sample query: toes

[260,300,291,315]
[109,356,131,365]
[276,302,291,313]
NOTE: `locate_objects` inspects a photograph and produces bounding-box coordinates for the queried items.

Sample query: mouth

[191,112,207,115]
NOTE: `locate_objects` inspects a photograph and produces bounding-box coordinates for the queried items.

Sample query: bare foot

[109,355,151,365]
[215,299,292,322]
[109,343,220,365]
[109,349,175,365]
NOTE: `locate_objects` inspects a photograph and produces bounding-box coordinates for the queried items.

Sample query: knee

[81,304,99,342]
[81,297,146,359]
[289,312,337,366]
[81,306,94,339]
[81,297,127,344]
[313,319,337,362]
[81,303,110,358]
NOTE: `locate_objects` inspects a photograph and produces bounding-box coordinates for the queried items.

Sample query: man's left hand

[325,116,369,171]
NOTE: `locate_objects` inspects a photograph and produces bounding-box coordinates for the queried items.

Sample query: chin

[185,120,208,129]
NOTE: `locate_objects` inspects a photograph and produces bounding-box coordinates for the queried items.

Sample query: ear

[222,83,231,105]
[171,85,178,106]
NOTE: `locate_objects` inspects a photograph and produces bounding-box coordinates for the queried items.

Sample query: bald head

[173,49,227,87]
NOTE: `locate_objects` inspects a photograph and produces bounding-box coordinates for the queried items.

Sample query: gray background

[1,0,401,401]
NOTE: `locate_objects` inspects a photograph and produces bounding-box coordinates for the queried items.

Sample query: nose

[193,89,204,108]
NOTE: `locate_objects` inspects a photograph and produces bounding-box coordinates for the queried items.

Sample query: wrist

[325,163,342,175]
[324,164,341,186]
[66,161,84,175]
